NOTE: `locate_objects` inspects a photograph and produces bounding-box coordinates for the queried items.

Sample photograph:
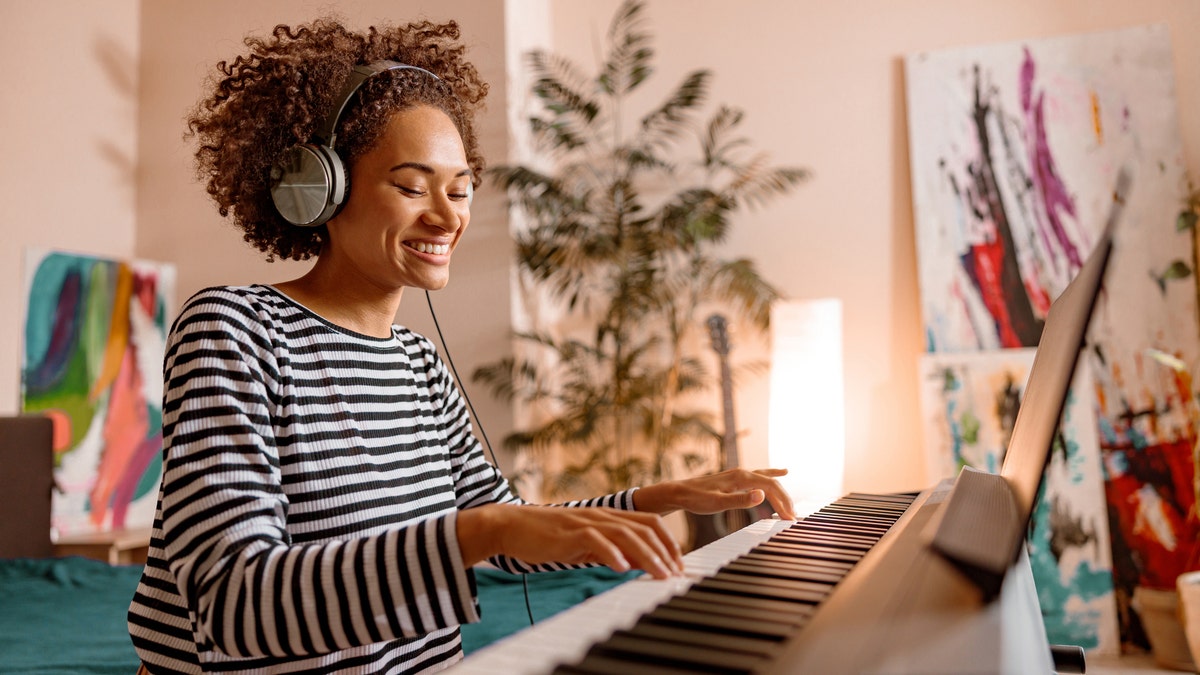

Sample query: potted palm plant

[472,0,808,501]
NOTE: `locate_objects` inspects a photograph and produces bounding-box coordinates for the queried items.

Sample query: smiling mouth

[405,241,450,255]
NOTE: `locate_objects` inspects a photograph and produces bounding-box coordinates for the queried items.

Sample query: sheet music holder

[928,167,1131,600]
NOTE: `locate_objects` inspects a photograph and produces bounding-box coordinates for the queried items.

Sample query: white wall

[0,0,141,411]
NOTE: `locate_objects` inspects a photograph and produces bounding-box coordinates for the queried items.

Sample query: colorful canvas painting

[905,24,1199,651]
[918,349,1036,480]
[21,249,174,537]
[919,350,1119,652]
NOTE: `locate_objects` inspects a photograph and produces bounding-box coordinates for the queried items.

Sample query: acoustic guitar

[685,313,775,551]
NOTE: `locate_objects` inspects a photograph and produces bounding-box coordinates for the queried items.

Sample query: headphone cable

[424,290,536,627]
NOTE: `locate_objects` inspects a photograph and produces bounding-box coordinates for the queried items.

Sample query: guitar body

[685,314,773,552]
[685,504,775,551]
[684,510,733,550]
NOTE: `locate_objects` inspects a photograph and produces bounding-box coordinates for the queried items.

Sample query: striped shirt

[127,285,636,674]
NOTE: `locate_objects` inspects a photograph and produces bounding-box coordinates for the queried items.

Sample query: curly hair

[187,17,489,261]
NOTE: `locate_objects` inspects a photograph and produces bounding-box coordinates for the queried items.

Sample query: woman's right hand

[456,503,684,579]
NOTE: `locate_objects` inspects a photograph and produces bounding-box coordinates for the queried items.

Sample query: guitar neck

[718,350,739,471]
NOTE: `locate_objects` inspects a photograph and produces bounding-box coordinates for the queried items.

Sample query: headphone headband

[270,60,442,227]
[315,61,440,148]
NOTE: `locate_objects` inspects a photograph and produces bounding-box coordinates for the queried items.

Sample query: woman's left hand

[634,468,797,521]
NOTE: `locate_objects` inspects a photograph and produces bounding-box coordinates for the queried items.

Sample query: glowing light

[767,299,846,503]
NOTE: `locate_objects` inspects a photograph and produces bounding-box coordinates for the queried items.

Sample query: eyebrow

[388,161,472,179]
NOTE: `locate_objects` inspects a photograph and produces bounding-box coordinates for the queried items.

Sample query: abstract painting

[21,249,174,537]
[918,349,1035,480]
[905,24,1198,651]
[919,349,1118,652]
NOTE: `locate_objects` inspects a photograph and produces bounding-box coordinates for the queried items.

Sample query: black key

[754,541,863,563]
[673,589,816,622]
[695,575,827,604]
[710,570,835,597]
[590,632,767,674]
[554,653,701,675]
[643,606,795,640]
[724,559,846,584]
[772,531,875,551]
[623,622,781,657]
[741,551,855,574]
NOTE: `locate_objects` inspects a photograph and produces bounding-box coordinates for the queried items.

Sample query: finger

[645,514,684,571]
[579,526,632,573]
[628,514,683,575]
[747,469,796,520]
[604,519,678,579]
[766,487,796,520]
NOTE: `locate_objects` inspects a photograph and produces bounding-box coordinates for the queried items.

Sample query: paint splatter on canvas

[918,349,1036,480]
[21,249,174,537]
[905,24,1199,652]
[919,349,1119,652]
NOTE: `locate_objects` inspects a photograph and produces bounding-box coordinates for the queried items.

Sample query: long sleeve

[130,286,484,673]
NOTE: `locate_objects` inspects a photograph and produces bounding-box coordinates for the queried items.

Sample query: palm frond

[526,50,600,124]
[704,258,784,330]
[599,0,654,95]
[723,158,811,210]
[701,105,749,169]
[638,70,711,149]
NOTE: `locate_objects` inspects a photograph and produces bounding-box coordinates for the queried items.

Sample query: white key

[449,517,798,674]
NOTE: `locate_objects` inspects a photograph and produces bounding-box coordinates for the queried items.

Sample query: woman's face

[323,104,472,293]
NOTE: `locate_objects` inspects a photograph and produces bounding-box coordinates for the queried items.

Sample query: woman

[127,16,794,674]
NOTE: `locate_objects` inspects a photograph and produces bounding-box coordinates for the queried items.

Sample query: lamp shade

[767,298,846,503]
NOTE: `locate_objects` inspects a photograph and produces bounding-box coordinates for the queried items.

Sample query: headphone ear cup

[270,143,347,227]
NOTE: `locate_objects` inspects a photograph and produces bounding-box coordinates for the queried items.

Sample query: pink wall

[0,1,140,411]
[545,0,1200,494]
[3,0,1197,497]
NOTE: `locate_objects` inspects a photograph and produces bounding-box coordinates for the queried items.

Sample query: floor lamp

[767,298,846,509]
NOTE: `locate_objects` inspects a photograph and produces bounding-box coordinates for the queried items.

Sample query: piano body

[450,487,1053,674]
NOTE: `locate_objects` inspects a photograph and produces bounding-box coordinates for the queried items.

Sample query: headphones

[269,60,452,227]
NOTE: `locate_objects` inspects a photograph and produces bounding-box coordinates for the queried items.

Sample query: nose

[423,192,467,233]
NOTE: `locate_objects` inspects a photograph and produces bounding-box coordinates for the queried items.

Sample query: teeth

[411,242,450,255]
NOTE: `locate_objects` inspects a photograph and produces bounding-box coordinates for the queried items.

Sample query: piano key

[787,521,888,538]
[843,491,920,504]
[802,514,891,530]
[450,493,921,675]
[555,653,701,675]
[642,605,797,640]
[770,531,876,550]
[723,558,847,584]
[660,593,813,625]
[752,541,863,563]
[709,570,835,597]
[692,575,827,604]
[620,622,781,657]
[585,632,768,673]
[739,551,855,574]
